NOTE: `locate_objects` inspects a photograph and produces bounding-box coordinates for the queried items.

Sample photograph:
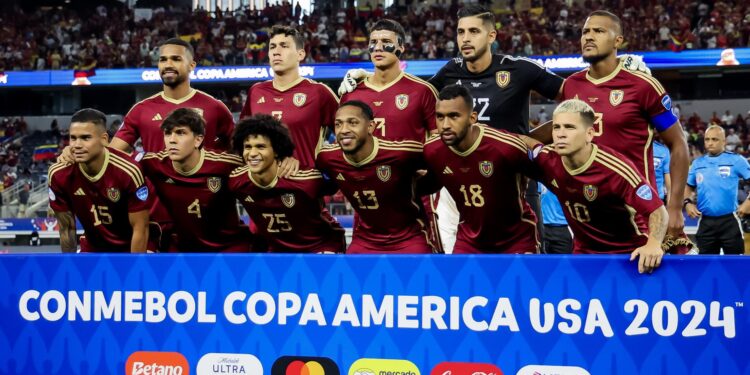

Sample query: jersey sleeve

[622,176,664,216]
[319,84,339,130]
[239,84,256,120]
[115,106,141,146]
[526,144,550,182]
[663,148,671,174]
[215,102,235,151]
[523,59,563,100]
[126,168,153,213]
[640,79,678,132]
[427,63,449,91]
[48,175,71,212]
[687,161,697,187]
[735,155,750,180]
[421,86,438,134]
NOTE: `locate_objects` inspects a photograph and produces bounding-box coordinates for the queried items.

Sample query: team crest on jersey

[496,71,510,88]
[293,93,307,107]
[395,94,409,110]
[609,90,624,106]
[376,165,392,182]
[189,108,204,118]
[207,177,221,193]
[583,184,598,201]
[479,161,493,177]
[107,187,121,202]
[281,193,296,208]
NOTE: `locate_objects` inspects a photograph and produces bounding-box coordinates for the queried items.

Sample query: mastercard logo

[272,356,340,375]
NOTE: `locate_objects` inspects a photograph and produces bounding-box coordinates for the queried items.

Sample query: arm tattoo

[648,207,668,243]
[55,211,77,253]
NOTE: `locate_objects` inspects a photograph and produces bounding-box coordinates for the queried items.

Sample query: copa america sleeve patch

[636,185,653,201]
[135,186,149,201]
[48,188,56,201]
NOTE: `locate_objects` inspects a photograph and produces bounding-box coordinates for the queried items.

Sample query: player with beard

[560,10,690,252]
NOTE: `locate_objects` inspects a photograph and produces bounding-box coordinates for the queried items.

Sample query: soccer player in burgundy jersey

[317,101,433,254]
[48,109,152,253]
[240,25,338,171]
[422,85,537,254]
[113,38,234,153]
[523,99,667,273]
[140,109,250,252]
[560,10,689,245]
[228,114,345,253]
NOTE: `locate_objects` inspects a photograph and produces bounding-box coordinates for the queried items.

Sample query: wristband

[683,198,694,208]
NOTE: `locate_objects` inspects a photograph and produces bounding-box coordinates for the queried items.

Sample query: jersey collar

[249,168,279,189]
[161,89,197,104]
[344,137,380,167]
[363,71,405,92]
[585,63,623,85]
[449,125,484,157]
[563,144,598,176]
[79,148,111,182]
[172,148,205,176]
[272,76,305,92]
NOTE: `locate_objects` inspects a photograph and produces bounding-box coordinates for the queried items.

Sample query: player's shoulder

[107,148,146,186]
[403,73,438,96]
[483,127,527,152]
[565,69,589,82]
[593,145,642,187]
[229,165,251,179]
[378,139,423,152]
[318,143,341,153]
[618,67,666,94]
[141,150,170,162]
[440,57,465,73]
[125,92,162,116]
[48,161,74,182]
[304,78,339,101]
[204,150,244,167]
[249,80,274,92]
[194,89,231,107]
[287,168,323,180]
[497,54,546,70]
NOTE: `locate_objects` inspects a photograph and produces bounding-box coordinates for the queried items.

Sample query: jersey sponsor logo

[373,101,383,107]
[348,358,419,375]
[126,351,189,375]
[588,97,599,103]
[336,173,345,181]
[443,166,453,175]
[470,82,482,87]
[479,161,493,178]
[197,352,263,375]
[107,187,121,202]
[136,186,149,201]
[609,90,624,106]
[74,188,86,196]
[49,188,56,201]
[281,193,296,208]
[696,172,704,184]
[395,94,409,110]
[583,184,598,202]
[661,94,672,111]
[245,195,255,203]
[430,361,503,375]
[257,96,266,104]
[636,184,653,200]
[376,165,392,182]
[274,97,283,103]
[207,177,222,193]
[152,113,163,121]
[272,355,339,375]
[719,165,731,177]
[495,71,510,88]
[293,93,307,107]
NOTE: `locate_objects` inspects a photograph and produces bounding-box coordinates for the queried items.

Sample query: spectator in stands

[726,128,742,152]
[722,110,736,126]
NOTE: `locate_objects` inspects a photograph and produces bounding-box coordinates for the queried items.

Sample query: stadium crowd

[1,0,749,71]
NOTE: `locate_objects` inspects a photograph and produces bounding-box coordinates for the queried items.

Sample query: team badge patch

[136,186,149,201]
[636,185,653,201]
[107,187,121,202]
[281,193,295,208]
[696,173,704,184]
[583,184,598,201]
[661,95,672,111]
[609,90,624,106]
[719,166,731,177]
[207,177,221,193]
[395,94,409,110]
[479,161,493,177]
[293,93,307,107]
[376,165,392,182]
[496,71,510,88]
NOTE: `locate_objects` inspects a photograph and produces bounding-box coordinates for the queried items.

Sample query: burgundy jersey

[561,63,678,186]
[423,126,537,253]
[316,138,432,253]
[140,149,249,252]
[48,148,153,253]
[117,89,234,152]
[240,78,339,168]
[340,72,437,142]
[228,167,345,253]
[530,144,663,254]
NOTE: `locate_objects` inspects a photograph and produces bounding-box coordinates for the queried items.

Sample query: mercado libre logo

[349,358,420,375]
[126,351,189,375]
[272,355,340,375]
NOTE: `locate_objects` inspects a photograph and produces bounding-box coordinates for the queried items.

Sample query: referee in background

[685,125,750,254]
[540,184,572,254]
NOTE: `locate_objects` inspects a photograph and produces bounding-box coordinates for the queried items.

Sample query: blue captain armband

[651,110,678,132]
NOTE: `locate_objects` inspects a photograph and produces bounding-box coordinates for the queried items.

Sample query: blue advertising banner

[1,48,748,88]
[0,254,746,375]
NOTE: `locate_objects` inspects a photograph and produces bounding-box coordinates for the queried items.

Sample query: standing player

[48,109,152,253]
[140,109,249,252]
[317,101,433,253]
[240,25,339,171]
[114,38,234,153]
[229,114,345,253]
[525,99,667,273]
[561,10,689,243]
[423,85,537,254]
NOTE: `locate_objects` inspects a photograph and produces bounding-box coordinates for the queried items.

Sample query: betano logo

[272,355,340,375]
[126,351,189,375]
[348,358,419,375]
[430,361,503,375]
[196,353,263,375]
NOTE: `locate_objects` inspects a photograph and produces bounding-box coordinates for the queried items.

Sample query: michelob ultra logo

[272,355,340,375]
[196,353,263,375]
[126,351,189,375]
[349,358,419,375]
